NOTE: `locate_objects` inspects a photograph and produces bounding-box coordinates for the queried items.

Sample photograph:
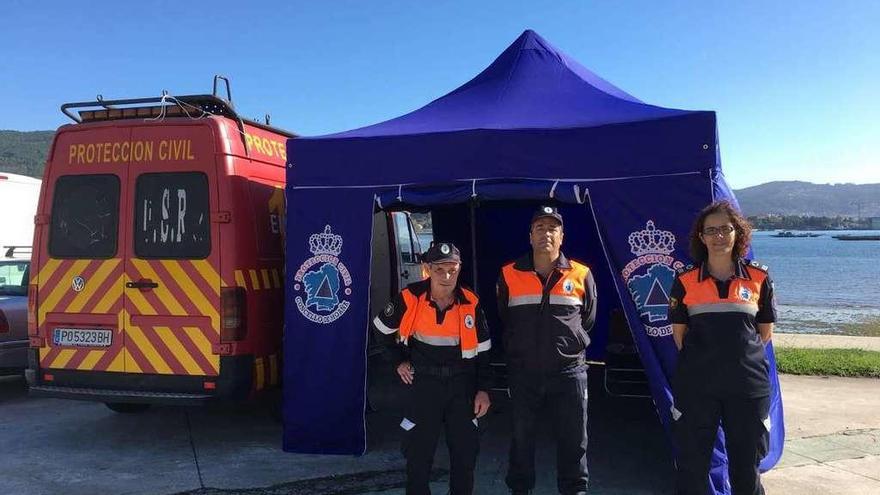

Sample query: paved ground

[1,367,877,494]
[773,333,880,351]
[762,374,880,495]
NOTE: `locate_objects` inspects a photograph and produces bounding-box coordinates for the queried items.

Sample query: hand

[397,361,414,385]
[473,391,491,418]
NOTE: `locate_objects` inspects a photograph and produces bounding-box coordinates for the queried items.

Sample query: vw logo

[71,276,86,292]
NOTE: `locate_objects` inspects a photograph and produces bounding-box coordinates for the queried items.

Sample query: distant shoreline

[755,228,880,232]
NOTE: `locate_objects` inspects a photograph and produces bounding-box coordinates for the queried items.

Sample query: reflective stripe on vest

[399,287,486,359]
[679,266,767,317]
[688,302,758,316]
[502,260,589,308]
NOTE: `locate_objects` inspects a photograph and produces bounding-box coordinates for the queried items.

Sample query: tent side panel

[282,187,376,455]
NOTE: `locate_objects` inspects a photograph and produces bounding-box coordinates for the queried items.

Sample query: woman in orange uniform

[668,201,776,495]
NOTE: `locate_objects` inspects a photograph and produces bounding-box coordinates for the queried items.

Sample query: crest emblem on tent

[293,225,353,324]
[621,221,684,337]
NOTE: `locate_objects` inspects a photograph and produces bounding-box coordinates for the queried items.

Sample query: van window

[134,172,210,259]
[393,213,416,263]
[0,261,28,296]
[49,174,120,259]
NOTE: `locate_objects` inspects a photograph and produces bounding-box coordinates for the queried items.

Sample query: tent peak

[467,29,643,104]
[311,30,703,139]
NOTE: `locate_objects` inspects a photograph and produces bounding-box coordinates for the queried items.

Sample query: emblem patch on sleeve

[384,301,395,316]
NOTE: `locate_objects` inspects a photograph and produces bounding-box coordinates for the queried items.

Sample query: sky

[2,1,878,189]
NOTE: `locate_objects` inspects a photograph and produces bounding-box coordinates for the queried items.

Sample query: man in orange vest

[497,206,597,495]
[372,242,492,495]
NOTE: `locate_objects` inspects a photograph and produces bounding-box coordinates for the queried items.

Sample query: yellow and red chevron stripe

[125,316,218,375]
[253,353,280,391]
[37,258,125,373]
[234,268,283,291]
[124,259,221,375]
[35,258,223,376]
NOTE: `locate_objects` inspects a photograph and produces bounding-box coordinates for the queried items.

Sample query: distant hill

[733,181,880,218]
[0,130,54,178]
[1,130,878,218]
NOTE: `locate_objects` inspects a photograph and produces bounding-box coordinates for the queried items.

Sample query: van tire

[105,402,151,413]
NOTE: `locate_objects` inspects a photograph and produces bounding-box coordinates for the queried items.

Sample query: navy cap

[423,242,461,263]
[531,205,563,226]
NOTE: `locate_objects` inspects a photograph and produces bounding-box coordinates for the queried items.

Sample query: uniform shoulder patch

[748,260,769,272]
[383,301,395,317]
[676,263,696,275]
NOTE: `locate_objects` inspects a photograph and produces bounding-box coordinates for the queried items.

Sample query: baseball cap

[422,242,461,263]
[531,205,563,226]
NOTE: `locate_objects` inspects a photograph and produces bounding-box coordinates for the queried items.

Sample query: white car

[0,248,29,374]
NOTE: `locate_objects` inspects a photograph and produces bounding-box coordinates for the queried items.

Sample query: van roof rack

[3,245,32,258]
[59,75,295,139]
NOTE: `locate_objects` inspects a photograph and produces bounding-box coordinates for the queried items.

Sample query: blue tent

[283,30,784,493]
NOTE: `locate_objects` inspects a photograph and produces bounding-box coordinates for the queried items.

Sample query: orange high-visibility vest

[398,287,481,359]
[678,267,767,317]
[501,261,589,309]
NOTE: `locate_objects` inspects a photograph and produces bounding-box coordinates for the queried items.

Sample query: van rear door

[121,125,221,377]
[39,129,129,374]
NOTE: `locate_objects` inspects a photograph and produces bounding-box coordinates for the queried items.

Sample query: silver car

[0,253,29,374]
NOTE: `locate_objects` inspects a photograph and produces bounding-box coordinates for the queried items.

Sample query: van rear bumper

[28,384,212,405]
[26,353,255,405]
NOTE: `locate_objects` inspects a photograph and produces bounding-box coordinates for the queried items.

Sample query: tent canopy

[283,30,783,495]
[291,29,718,187]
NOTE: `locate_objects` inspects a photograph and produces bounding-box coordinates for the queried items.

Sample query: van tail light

[221,287,247,342]
[27,284,38,336]
[0,309,8,334]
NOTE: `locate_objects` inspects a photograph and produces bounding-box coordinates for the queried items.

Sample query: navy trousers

[506,368,589,495]
[673,390,770,495]
[401,373,479,495]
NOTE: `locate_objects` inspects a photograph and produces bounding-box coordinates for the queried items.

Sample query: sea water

[751,230,880,335]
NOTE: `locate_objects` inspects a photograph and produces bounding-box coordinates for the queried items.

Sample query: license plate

[53,328,113,347]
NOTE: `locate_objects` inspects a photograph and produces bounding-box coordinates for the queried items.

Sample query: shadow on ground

[182,369,674,495]
[1,367,673,495]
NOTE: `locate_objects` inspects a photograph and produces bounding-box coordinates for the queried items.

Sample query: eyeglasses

[701,225,735,236]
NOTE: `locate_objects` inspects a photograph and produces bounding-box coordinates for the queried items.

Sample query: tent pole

[470,200,478,292]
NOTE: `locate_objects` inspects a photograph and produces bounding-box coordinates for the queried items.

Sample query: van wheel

[105,402,151,413]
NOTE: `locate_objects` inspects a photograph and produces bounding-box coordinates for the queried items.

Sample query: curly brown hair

[688,200,752,262]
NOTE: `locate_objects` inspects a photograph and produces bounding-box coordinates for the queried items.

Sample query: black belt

[415,363,473,378]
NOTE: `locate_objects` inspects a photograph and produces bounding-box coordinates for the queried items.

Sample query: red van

[26,81,293,411]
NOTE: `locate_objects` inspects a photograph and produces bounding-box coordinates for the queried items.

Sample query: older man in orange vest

[497,206,597,495]
[373,242,492,495]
